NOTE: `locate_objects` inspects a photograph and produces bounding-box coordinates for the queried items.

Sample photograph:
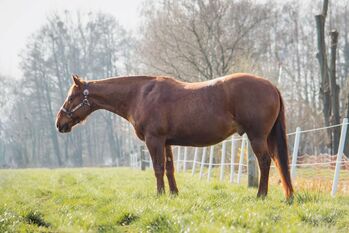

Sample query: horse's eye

[68,97,73,102]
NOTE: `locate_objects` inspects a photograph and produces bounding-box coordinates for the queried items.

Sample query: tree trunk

[315,0,331,150]
[344,8,349,158]
[329,30,340,153]
[346,95,349,158]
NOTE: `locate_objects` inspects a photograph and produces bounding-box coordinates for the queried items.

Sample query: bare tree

[139,0,272,81]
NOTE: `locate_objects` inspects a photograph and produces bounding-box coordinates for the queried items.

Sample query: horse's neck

[91,76,150,119]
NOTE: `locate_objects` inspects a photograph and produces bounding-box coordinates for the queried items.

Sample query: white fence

[130,118,349,196]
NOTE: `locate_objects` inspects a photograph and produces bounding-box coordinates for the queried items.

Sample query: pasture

[0,168,348,232]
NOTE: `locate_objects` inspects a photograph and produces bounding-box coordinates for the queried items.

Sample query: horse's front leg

[145,135,166,194]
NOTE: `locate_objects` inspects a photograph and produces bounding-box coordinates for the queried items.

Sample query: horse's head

[56,75,93,133]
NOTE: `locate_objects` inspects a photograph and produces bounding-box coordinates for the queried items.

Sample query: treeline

[0,12,138,167]
[0,0,349,168]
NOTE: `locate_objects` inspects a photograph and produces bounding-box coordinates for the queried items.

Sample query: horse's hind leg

[249,138,271,198]
[165,145,179,194]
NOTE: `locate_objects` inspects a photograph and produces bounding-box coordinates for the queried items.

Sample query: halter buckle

[83,98,90,106]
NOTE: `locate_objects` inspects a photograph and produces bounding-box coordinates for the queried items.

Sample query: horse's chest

[131,108,167,139]
[128,115,145,140]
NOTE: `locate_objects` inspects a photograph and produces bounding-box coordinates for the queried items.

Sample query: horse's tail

[267,89,294,200]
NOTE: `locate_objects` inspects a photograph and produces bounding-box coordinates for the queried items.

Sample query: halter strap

[61,83,90,118]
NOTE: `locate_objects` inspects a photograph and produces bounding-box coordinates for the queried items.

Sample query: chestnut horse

[56,73,294,200]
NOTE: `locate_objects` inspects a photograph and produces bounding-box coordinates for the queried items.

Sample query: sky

[0,0,144,79]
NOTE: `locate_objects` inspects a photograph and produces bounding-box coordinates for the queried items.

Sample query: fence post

[237,134,247,184]
[291,127,301,179]
[183,147,188,172]
[220,141,226,181]
[149,154,153,169]
[192,147,199,176]
[230,135,237,183]
[140,145,146,171]
[247,140,259,187]
[207,146,215,181]
[199,147,207,179]
[176,146,181,172]
[331,118,348,197]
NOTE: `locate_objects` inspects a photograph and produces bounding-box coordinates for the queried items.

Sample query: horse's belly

[166,118,239,147]
[166,134,232,147]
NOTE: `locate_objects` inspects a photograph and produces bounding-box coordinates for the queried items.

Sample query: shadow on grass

[24,210,51,228]
[116,212,139,226]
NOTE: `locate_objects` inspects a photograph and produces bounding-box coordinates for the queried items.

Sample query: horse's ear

[72,74,83,87]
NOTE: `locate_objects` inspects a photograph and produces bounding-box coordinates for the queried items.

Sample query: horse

[56,73,294,200]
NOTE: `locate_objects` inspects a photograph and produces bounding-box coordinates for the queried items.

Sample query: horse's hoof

[256,192,267,199]
[170,190,179,196]
[157,189,165,196]
[285,194,294,205]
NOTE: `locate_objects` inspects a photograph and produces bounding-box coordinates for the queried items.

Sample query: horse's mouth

[58,123,71,133]
[60,128,71,133]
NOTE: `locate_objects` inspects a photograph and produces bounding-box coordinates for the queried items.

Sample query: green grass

[0,168,348,232]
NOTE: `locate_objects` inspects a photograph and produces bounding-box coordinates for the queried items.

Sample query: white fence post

[192,147,199,176]
[176,146,181,172]
[331,118,348,197]
[199,147,207,179]
[237,134,247,184]
[291,127,301,180]
[149,152,153,168]
[183,147,188,172]
[220,141,226,181]
[230,135,237,183]
[207,146,215,181]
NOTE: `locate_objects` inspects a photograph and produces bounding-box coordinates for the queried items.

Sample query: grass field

[0,168,349,233]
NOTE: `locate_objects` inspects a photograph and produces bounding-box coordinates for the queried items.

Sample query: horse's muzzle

[57,123,70,133]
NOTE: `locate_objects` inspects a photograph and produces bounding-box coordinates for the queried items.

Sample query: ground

[0,168,348,233]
